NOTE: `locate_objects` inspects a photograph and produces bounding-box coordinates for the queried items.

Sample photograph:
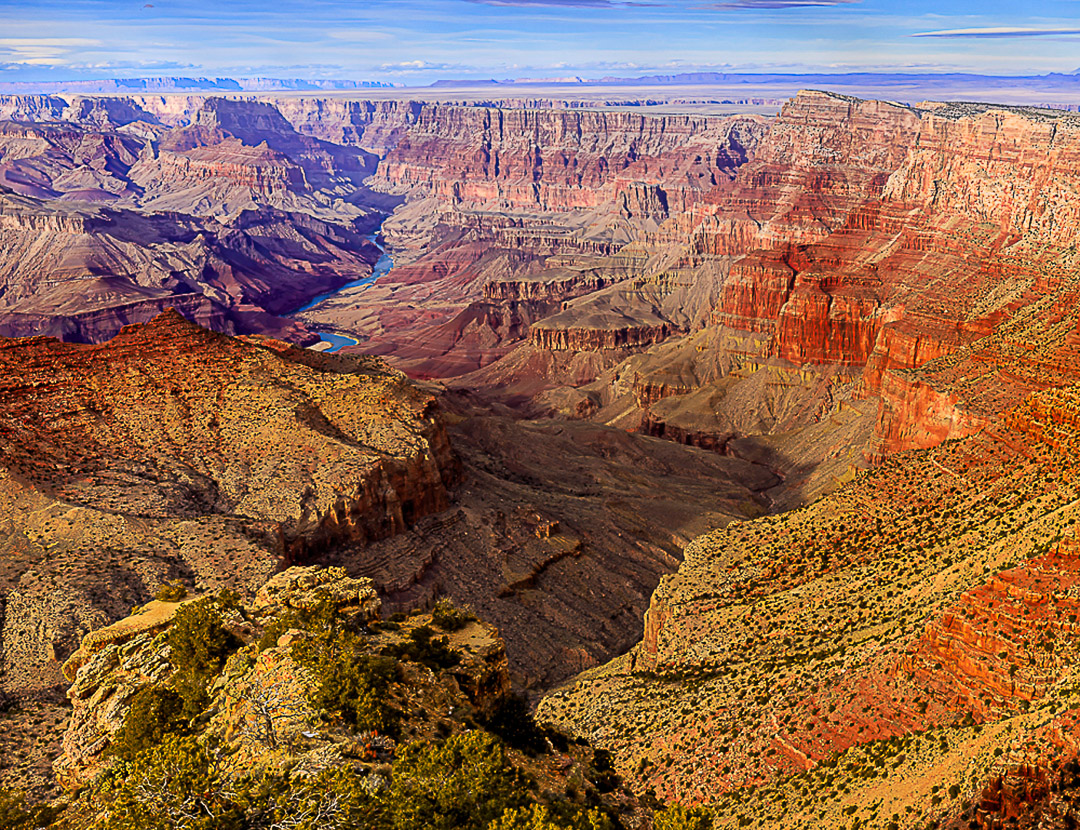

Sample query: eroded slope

[540,383,1080,827]
[0,310,458,701]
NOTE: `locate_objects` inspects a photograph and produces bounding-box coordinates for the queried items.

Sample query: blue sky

[2,0,1080,84]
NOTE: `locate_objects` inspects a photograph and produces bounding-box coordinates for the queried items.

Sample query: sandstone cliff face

[0,94,66,122]
[0,120,144,201]
[371,105,767,213]
[268,98,423,154]
[530,321,676,351]
[707,92,923,350]
[856,105,1080,455]
[128,137,309,209]
[882,103,1080,246]
[597,93,1080,465]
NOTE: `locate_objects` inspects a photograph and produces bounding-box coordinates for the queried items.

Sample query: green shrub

[167,598,241,717]
[0,788,64,830]
[385,625,460,670]
[101,734,242,830]
[153,581,188,602]
[237,767,386,830]
[488,804,615,830]
[291,623,398,734]
[256,595,337,653]
[109,686,185,761]
[654,804,713,830]
[431,598,475,632]
[388,731,528,830]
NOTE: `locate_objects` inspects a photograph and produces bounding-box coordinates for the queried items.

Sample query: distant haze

[4,72,1080,113]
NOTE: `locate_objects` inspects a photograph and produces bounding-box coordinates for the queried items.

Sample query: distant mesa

[424,69,1080,92]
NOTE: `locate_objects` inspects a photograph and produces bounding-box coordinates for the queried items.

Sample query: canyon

[5,85,1080,828]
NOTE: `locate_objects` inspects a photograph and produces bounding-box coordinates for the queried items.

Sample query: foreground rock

[37,565,658,830]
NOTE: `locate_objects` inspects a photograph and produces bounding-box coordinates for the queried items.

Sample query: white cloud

[325,29,395,41]
[912,26,1080,38]
[699,0,858,7]
[0,37,103,65]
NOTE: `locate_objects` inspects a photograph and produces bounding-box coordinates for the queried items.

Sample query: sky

[2,0,1080,85]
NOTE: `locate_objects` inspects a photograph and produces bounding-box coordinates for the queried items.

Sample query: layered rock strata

[480,93,1080,477]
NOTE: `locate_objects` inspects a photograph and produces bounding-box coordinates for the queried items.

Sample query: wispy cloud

[700,0,858,7]
[378,60,473,72]
[0,37,103,65]
[464,0,629,6]
[912,26,1080,38]
[326,29,395,42]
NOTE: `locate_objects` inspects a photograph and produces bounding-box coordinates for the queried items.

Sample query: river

[292,227,393,353]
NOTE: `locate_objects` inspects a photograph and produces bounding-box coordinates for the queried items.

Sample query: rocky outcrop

[909,531,1080,719]
[53,566,376,786]
[867,368,995,462]
[252,566,381,619]
[484,269,615,301]
[61,598,195,683]
[53,566,512,789]
[640,413,733,453]
[54,630,174,788]
[530,322,675,351]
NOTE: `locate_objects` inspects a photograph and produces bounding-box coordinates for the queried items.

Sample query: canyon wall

[511,93,1080,469]
[371,105,766,212]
